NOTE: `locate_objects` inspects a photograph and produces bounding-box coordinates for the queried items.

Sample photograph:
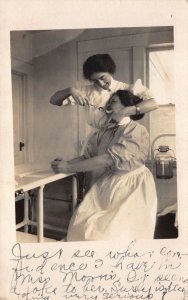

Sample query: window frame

[146,45,175,107]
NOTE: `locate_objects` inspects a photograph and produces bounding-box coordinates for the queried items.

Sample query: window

[147,47,174,105]
[147,46,176,159]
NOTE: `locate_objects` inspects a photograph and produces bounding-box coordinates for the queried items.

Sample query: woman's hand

[50,91,64,106]
[54,157,63,162]
[71,87,89,106]
[50,88,72,106]
[51,158,70,174]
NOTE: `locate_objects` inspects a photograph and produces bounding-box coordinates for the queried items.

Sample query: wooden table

[15,169,77,242]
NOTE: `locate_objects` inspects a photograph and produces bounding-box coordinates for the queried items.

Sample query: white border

[0,1,188,299]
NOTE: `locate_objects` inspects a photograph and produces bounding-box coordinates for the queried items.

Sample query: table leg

[24,191,30,233]
[38,185,45,242]
[72,175,78,213]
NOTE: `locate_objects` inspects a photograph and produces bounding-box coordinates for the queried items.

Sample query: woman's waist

[110,165,148,176]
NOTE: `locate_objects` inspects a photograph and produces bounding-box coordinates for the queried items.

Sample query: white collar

[118,116,131,126]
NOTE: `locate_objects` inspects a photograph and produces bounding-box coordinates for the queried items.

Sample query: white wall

[150,105,176,156]
[33,39,79,162]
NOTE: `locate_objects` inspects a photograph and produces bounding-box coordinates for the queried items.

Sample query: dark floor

[154,213,178,239]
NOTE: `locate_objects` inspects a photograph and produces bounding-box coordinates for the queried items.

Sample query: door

[12,72,26,165]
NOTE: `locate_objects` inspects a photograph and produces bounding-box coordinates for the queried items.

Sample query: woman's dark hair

[83,54,116,80]
[116,90,145,120]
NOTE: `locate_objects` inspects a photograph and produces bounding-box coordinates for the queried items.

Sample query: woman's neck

[110,113,130,124]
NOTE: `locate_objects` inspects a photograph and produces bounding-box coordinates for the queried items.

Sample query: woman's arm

[126,79,159,115]
[119,98,158,116]
[51,154,113,174]
[68,155,86,164]
[50,88,72,106]
[138,98,158,113]
[50,87,89,106]
[53,155,86,163]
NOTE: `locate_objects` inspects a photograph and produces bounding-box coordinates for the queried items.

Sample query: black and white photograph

[12,27,178,243]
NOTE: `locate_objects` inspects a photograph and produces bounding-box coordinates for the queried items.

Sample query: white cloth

[67,121,157,241]
[67,166,157,241]
[131,78,154,101]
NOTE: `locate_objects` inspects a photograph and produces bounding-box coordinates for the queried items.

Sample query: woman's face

[106,94,124,113]
[89,72,112,90]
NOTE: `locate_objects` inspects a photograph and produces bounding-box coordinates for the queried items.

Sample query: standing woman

[50,54,158,129]
[51,90,157,241]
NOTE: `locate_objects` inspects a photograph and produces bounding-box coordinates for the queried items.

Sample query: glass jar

[154,145,175,179]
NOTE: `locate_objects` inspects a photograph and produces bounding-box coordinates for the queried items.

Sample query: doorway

[12,72,26,165]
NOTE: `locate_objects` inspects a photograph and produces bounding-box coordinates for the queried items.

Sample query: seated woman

[51,90,157,242]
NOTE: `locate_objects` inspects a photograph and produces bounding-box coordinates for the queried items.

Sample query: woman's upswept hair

[115,90,145,120]
[83,54,116,80]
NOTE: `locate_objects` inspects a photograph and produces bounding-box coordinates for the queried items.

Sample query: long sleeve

[107,123,149,172]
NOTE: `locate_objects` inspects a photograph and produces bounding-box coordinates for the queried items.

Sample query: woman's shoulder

[113,79,129,91]
[121,121,149,137]
[131,121,149,138]
[77,84,94,93]
[131,120,148,130]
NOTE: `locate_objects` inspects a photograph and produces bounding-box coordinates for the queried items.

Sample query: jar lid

[158,145,169,152]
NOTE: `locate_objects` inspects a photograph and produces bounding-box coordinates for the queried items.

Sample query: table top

[15,169,73,192]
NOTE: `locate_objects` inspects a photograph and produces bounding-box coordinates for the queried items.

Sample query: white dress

[67,118,157,241]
